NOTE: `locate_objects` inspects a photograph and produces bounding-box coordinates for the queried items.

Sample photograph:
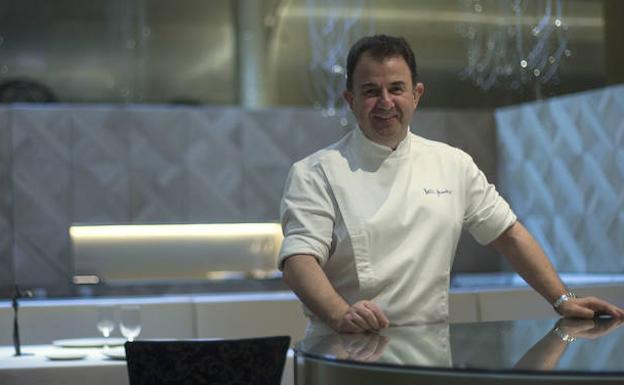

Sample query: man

[278,35,624,334]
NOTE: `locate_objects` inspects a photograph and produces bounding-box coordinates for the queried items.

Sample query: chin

[372,124,404,138]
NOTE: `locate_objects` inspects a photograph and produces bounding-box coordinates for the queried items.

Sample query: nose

[376,89,394,109]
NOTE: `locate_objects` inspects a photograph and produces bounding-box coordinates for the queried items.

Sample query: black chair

[124,336,290,385]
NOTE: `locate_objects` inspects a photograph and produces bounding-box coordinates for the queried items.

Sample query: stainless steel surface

[271,0,606,108]
[0,0,236,104]
[0,0,608,107]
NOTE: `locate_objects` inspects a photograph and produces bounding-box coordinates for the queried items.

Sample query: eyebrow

[360,81,407,90]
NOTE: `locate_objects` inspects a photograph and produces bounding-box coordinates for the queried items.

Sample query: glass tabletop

[294,317,624,375]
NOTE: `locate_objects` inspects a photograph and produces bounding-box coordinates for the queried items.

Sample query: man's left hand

[558,296,624,319]
[556,317,624,340]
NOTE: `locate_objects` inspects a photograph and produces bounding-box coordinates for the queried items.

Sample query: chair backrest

[125,336,290,385]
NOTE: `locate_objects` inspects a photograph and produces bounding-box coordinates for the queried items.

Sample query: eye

[390,86,404,95]
[363,89,379,97]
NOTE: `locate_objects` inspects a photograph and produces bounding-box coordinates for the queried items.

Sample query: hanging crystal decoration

[459,0,570,94]
[305,0,374,126]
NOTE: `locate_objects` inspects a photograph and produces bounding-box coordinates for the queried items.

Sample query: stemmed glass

[96,305,116,349]
[120,305,142,342]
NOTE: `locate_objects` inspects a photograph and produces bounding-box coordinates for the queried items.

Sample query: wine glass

[96,305,116,348]
[120,305,142,342]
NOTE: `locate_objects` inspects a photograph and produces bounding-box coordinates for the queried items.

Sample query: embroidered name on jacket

[424,188,452,196]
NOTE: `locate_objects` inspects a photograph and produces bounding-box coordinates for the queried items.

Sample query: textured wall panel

[496,84,624,273]
[292,112,351,161]
[0,107,13,291]
[242,110,297,222]
[413,109,497,181]
[242,109,350,221]
[11,107,72,288]
[126,107,190,223]
[71,107,130,224]
[2,104,498,293]
[186,107,246,222]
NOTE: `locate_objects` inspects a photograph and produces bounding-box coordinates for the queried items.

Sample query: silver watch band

[552,291,577,314]
[552,326,576,342]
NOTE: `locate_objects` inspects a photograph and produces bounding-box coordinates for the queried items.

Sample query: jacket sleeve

[278,161,336,269]
[461,151,517,245]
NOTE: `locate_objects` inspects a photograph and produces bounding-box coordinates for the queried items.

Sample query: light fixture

[70,223,283,283]
[459,0,570,95]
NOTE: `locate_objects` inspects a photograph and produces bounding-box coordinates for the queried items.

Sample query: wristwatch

[552,326,576,342]
[552,291,577,315]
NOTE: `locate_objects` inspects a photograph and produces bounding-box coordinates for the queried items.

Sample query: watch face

[552,292,576,310]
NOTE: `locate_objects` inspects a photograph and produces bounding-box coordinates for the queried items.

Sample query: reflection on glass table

[295,318,624,384]
[513,317,624,371]
[299,323,452,368]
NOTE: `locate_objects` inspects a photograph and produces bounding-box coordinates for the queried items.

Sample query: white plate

[45,350,88,361]
[101,347,126,360]
[52,338,126,348]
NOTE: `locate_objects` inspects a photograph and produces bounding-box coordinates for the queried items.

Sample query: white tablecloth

[0,344,294,385]
[0,345,128,385]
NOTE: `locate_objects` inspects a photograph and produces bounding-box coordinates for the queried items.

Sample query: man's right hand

[333,300,390,333]
[282,254,390,334]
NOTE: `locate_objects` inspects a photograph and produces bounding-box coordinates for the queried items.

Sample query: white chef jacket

[279,127,516,331]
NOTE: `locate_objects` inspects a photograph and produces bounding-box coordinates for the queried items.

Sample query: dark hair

[345,35,418,91]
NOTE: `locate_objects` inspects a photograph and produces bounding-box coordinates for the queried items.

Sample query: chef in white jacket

[278,35,624,334]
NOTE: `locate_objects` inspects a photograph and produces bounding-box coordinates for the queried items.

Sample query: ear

[343,90,355,110]
[412,82,425,108]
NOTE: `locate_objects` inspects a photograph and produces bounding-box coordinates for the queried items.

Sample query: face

[344,53,424,149]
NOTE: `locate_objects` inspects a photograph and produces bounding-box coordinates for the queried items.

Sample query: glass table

[294,317,624,384]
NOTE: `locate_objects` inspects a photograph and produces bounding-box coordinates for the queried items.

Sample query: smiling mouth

[372,108,399,120]
[373,114,398,122]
